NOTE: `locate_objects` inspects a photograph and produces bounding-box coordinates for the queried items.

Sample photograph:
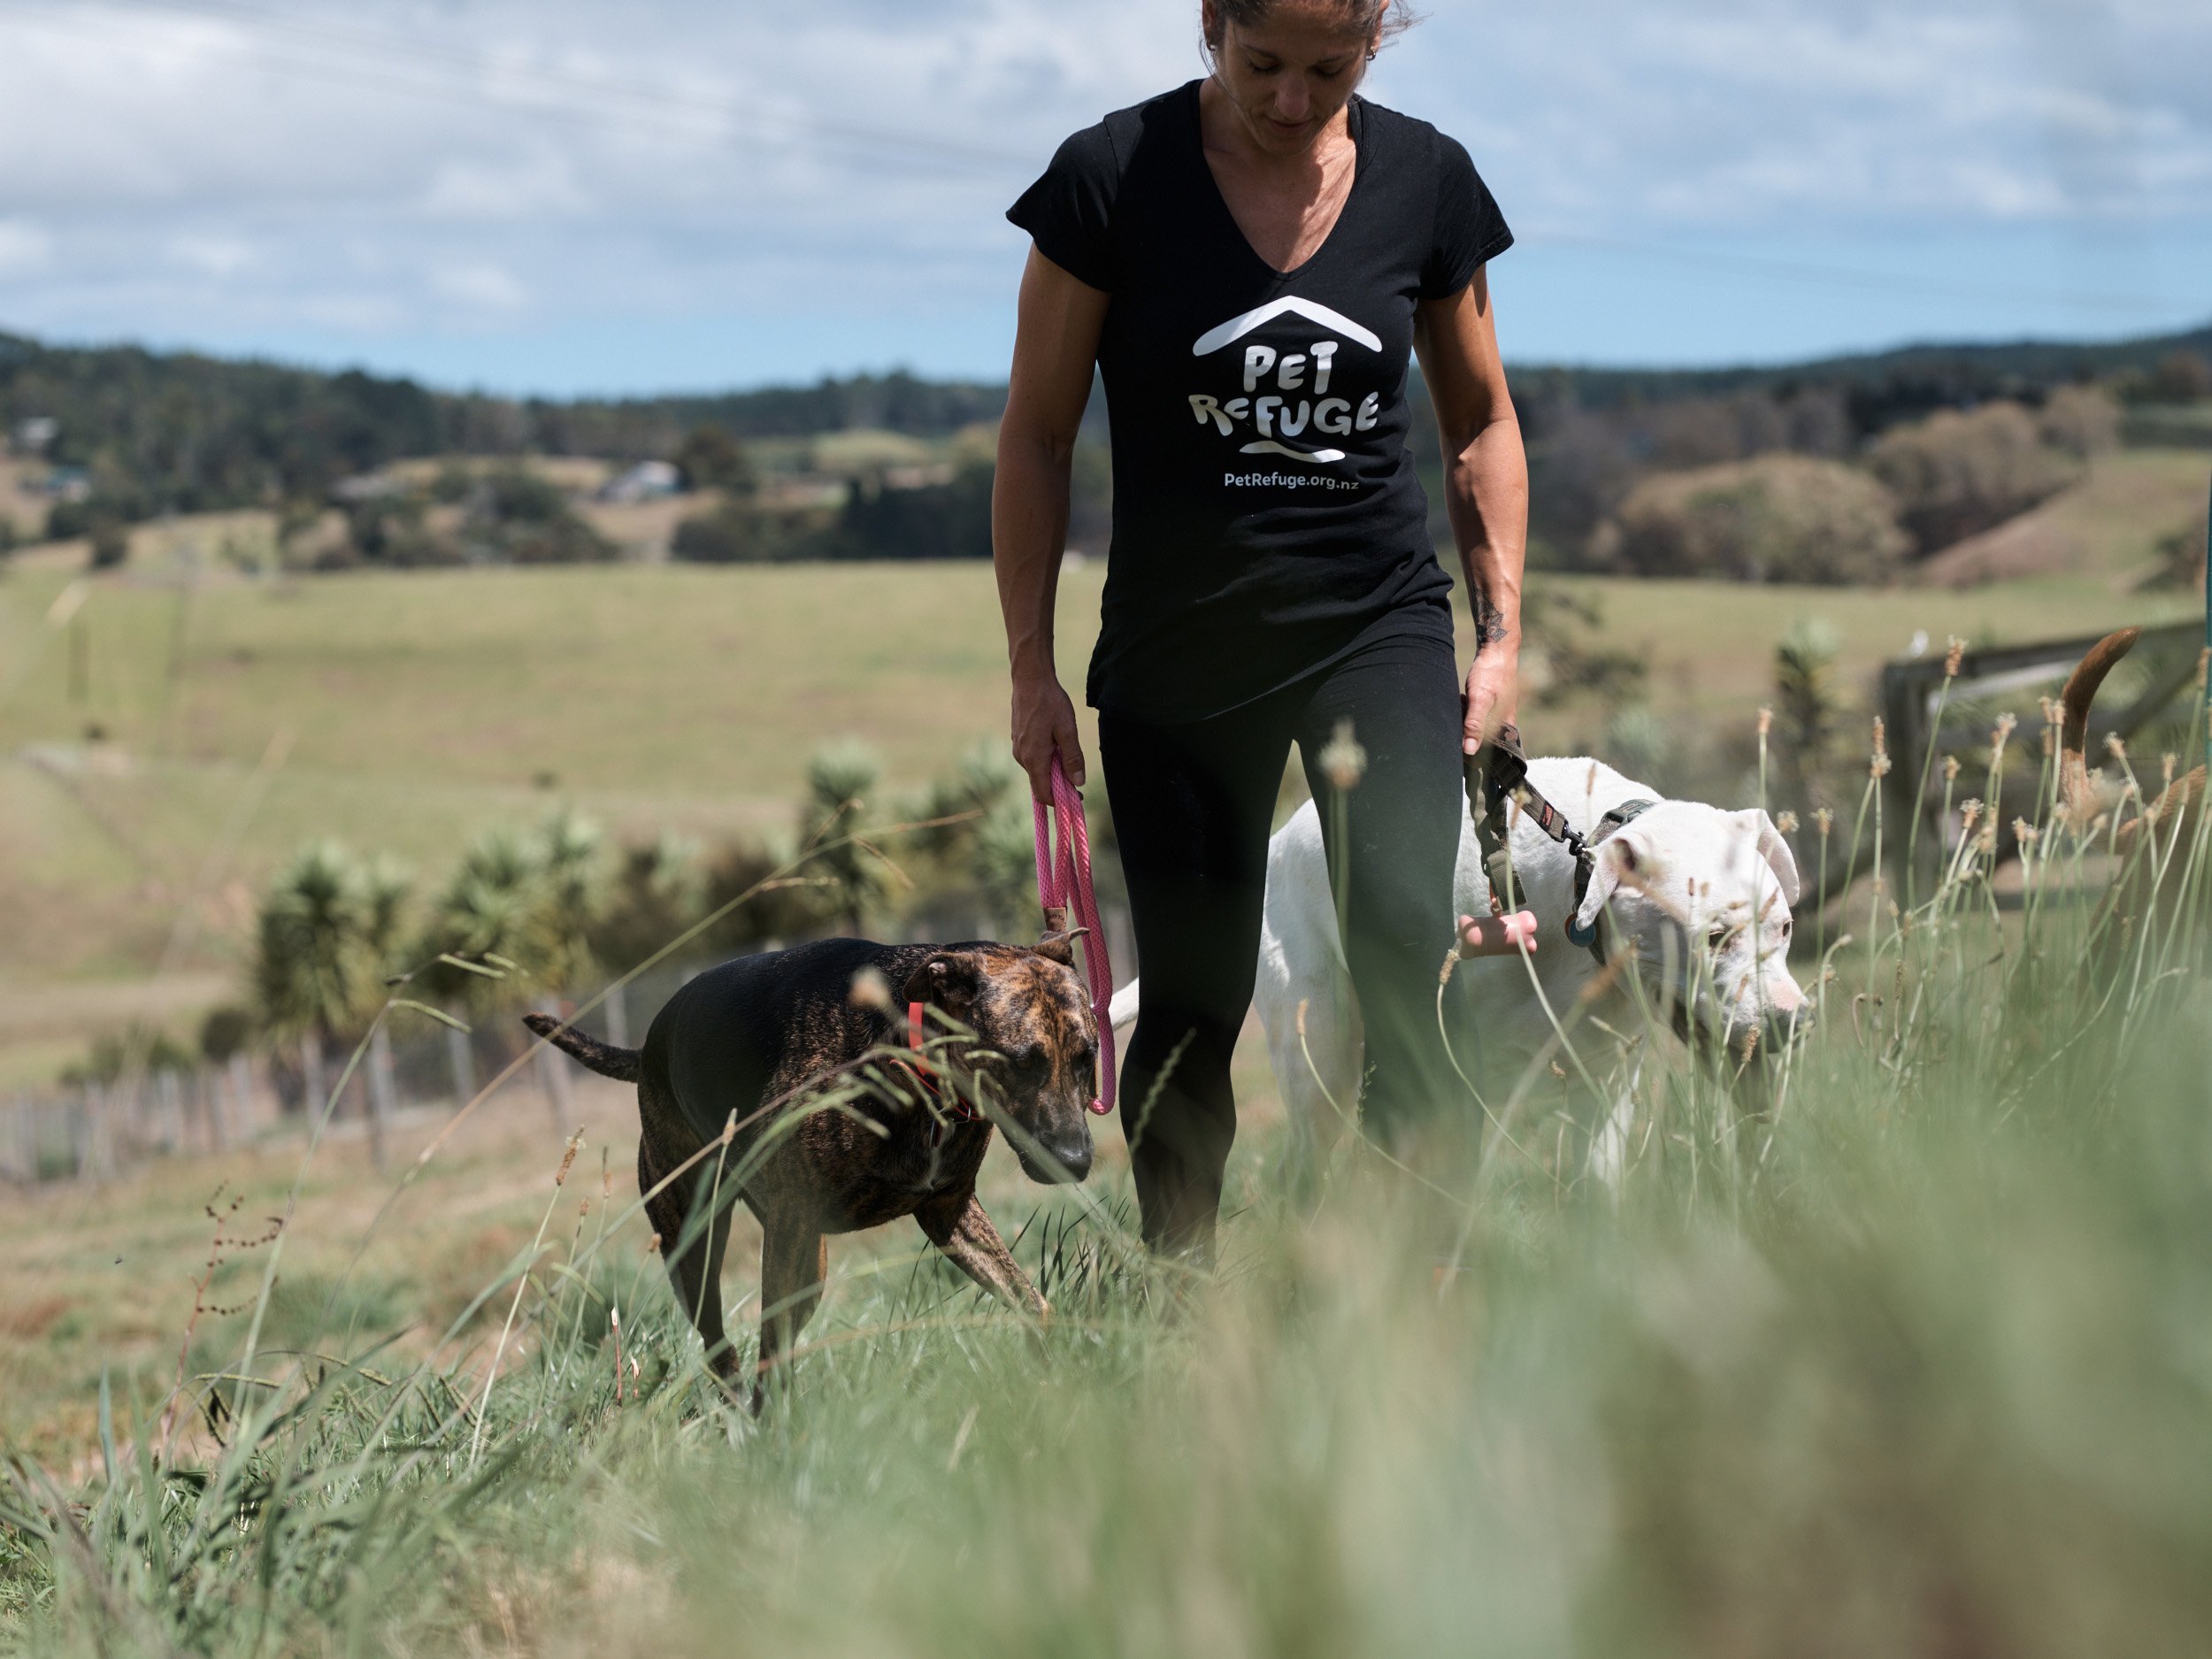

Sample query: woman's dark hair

[1204,0,1419,50]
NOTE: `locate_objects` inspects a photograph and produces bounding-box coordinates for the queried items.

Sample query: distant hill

[2,319,2206,539]
[1517,322,2212,429]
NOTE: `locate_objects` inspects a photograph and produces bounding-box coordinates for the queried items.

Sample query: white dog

[1108,756,1810,1178]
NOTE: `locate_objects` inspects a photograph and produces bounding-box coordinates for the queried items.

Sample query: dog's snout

[1046,1133,1093,1183]
[1019,1127,1094,1185]
[1763,1002,1813,1043]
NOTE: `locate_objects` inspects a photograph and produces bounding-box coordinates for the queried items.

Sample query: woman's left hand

[1462,641,1519,756]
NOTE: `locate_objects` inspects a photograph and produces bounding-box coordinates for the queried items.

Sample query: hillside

[3,440,2201,1085]
[4,319,2208,548]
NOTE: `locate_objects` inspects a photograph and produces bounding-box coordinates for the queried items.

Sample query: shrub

[2139,506,2208,594]
[2038,384,2121,458]
[198,1005,256,1064]
[700,834,828,951]
[59,1023,198,1086]
[2143,349,2212,403]
[670,502,833,564]
[1590,455,1909,584]
[86,515,129,570]
[830,459,994,560]
[672,425,757,494]
[587,833,705,972]
[1863,402,2079,551]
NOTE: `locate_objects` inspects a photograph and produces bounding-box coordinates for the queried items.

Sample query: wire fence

[3,904,1137,1190]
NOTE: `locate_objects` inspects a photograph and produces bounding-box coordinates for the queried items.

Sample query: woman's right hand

[1012,669,1086,802]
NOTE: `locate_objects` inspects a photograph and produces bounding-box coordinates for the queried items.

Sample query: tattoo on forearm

[1474,593,1509,649]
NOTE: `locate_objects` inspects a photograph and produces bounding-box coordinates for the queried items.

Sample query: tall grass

[4,696,2210,1658]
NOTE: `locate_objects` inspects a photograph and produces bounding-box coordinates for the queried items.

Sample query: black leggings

[1099,626,1466,1253]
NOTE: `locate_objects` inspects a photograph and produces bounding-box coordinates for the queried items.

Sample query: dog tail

[1107,979,1141,1033]
[2057,626,2139,828]
[522,1012,641,1083]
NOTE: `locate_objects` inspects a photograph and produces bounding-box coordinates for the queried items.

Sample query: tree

[2038,384,2121,459]
[413,813,606,1018]
[672,425,757,494]
[1773,618,1843,813]
[1863,402,2079,551]
[254,842,407,1108]
[1591,456,1909,584]
[588,833,704,970]
[801,741,890,935]
[87,515,129,570]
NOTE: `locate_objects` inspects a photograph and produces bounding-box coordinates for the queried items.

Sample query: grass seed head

[1757,705,1773,739]
[1870,717,1892,778]
[849,966,892,1010]
[1945,635,1966,677]
[1943,755,1962,782]
[1814,807,1834,837]
[1319,718,1368,793]
[1776,810,1799,833]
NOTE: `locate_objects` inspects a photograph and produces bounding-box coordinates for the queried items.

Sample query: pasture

[0,767,2206,1655]
[0,438,2207,1655]
[1,439,2201,1078]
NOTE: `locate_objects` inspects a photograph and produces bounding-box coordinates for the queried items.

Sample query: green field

[0,437,2208,1655]
[0,443,2205,1082]
[0,782,2207,1656]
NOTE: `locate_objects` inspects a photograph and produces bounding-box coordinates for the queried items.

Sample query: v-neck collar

[1189,79,1367,286]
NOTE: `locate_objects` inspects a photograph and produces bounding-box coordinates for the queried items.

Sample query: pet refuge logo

[1187,297,1383,473]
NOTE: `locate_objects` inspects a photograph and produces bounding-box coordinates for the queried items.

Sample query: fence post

[301,1031,326,1123]
[605,979,630,1051]
[157,1069,183,1154]
[446,1016,476,1106]
[80,1085,101,1179]
[366,1024,396,1169]
[533,996,572,1120]
[227,1053,254,1144]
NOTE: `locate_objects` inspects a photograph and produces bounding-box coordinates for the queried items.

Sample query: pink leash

[1033,754,1116,1117]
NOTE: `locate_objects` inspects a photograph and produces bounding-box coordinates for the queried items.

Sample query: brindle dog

[524,934,1097,1409]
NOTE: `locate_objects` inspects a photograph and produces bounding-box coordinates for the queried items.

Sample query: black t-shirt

[1008,80,1512,723]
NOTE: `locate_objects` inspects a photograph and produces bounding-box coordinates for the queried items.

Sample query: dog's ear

[1736,810,1801,905]
[1034,926,1087,967]
[902,950,983,1017]
[1572,834,1642,939]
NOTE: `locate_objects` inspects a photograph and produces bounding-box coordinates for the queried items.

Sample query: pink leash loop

[1033,754,1116,1116]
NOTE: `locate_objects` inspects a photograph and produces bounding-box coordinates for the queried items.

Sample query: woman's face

[1206,1,1379,157]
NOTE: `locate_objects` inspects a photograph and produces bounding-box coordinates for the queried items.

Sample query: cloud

[431,262,529,310]
[0,0,2203,380]
[0,219,55,274]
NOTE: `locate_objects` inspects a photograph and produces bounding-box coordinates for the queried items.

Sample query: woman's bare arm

[1414,267,1528,755]
[995,245,1110,799]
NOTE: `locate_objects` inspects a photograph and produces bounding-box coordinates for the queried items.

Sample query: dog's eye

[1707,926,1730,951]
[1780,918,1793,940]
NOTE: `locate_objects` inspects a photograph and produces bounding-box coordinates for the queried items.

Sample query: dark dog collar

[1564,798,1658,951]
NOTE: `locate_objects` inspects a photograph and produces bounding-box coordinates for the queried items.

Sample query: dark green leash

[1464,722,1657,963]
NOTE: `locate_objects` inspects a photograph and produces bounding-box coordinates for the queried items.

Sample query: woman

[993,0,1527,1256]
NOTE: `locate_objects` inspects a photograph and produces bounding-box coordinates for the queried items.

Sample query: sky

[0,0,2207,396]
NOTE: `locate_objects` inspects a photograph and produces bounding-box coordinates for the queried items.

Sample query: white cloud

[166,234,256,275]
[0,0,2202,375]
[431,262,529,310]
[0,219,55,273]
